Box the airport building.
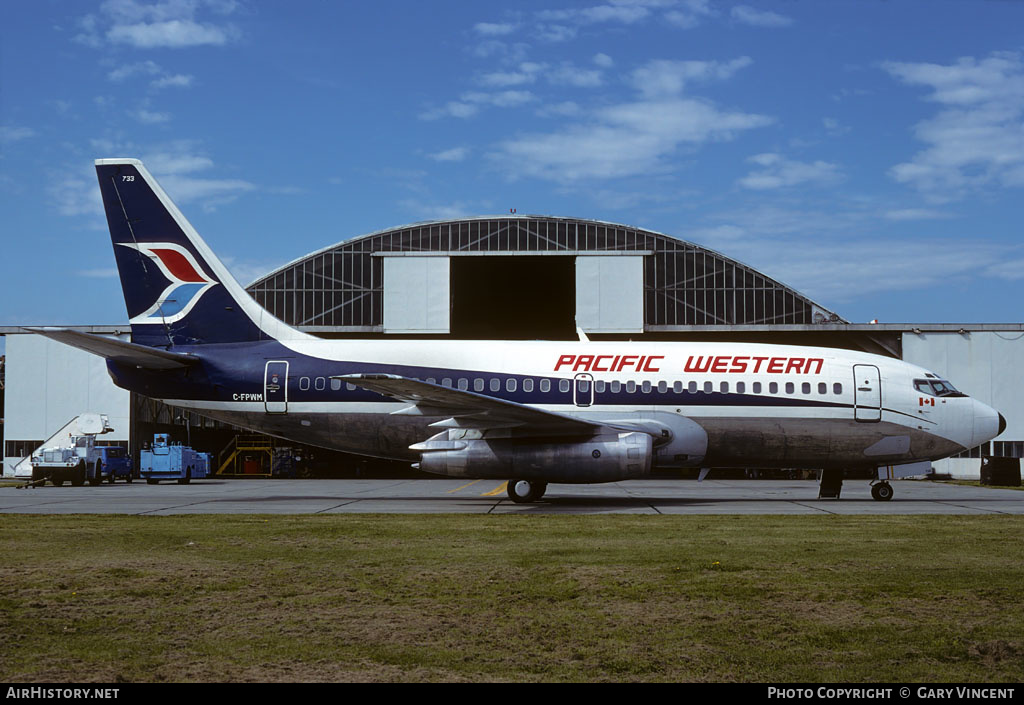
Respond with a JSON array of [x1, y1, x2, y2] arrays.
[[3, 215, 1022, 479]]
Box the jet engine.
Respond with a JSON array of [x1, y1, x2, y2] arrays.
[[412, 431, 653, 483]]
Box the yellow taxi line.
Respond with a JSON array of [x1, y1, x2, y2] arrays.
[[447, 479, 482, 494], [481, 481, 508, 497]]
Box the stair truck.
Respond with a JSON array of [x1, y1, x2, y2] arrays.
[[28, 413, 133, 486], [139, 434, 211, 484]]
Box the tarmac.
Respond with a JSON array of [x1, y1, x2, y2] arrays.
[[1, 477, 1023, 515]]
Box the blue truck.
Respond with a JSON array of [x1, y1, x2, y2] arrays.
[[139, 434, 212, 484]]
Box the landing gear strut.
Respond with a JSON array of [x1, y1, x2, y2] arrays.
[[507, 479, 547, 503], [871, 481, 894, 502]]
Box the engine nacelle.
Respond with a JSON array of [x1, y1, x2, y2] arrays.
[[412, 431, 653, 483]]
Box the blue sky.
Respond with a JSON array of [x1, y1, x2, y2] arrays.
[[2, 0, 1023, 333]]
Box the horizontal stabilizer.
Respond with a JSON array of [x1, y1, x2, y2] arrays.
[[26, 328, 198, 370]]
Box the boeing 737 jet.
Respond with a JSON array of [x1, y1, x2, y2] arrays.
[[32, 159, 1005, 502]]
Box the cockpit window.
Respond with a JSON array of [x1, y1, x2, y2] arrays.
[[914, 378, 967, 397]]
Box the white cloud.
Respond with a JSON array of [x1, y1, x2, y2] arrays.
[[473, 22, 518, 36], [630, 57, 752, 98], [663, 0, 715, 29], [421, 90, 535, 119], [730, 5, 793, 28], [133, 108, 172, 124], [77, 268, 120, 278], [493, 98, 772, 181], [883, 52, 1024, 199], [151, 73, 193, 89], [428, 147, 470, 162], [738, 153, 842, 190], [107, 19, 233, 47], [107, 60, 161, 82], [77, 0, 241, 49], [548, 63, 604, 87], [688, 208, 1006, 303], [593, 53, 614, 68], [883, 208, 951, 221], [0, 126, 36, 143]]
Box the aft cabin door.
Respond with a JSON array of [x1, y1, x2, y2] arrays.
[[853, 364, 881, 423], [264, 361, 289, 414]]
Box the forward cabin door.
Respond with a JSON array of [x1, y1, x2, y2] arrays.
[[853, 364, 881, 422], [264, 361, 289, 414], [574, 373, 594, 407]]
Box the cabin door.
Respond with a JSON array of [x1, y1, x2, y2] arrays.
[[853, 364, 881, 423], [265, 361, 289, 414]]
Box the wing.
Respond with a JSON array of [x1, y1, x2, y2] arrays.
[[336, 373, 601, 437], [26, 327, 198, 370]]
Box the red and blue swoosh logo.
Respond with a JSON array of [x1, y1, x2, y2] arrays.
[[118, 242, 218, 324]]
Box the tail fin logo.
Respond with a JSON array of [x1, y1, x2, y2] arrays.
[[118, 242, 219, 324]]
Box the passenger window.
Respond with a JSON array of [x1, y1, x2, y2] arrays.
[[703, 381, 713, 393], [579, 380, 590, 393], [474, 379, 485, 392], [442, 378, 453, 388], [331, 378, 341, 391], [769, 382, 778, 394], [753, 382, 762, 394], [833, 383, 842, 395], [523, 379, 534, 393], [506, 378, 517, 393], [427, 378, 436, 385], [673, 381, 683, 393], [346, 383, 357, 391], [818, 382, 827, 395], [490, 378, 500, 392], [315, 377, 326, 391], [626, 381, 637, 393], [688, 381, 697, 393], [458, 378, 468, 391], [559, 379, 570, 393], [641, 381, 652, 393], [299, 377, 310, 391], [540, 379, 551, 393], [737, 381, 745, 394], [802, 382, 810, 394], [658, 381, 668, 393], [595, 380, 606, 393], [610, 381, 621, 393], [720, 381, 729, 393]]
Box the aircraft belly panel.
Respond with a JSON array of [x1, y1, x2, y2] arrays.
[[697, 417, 962, 469]]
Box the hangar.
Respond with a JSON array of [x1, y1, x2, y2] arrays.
[[3, 215, 1022, 480]]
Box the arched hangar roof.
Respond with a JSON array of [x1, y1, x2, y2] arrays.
[[245, 215, 845, 331]]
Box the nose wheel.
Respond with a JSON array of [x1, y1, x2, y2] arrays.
[[507, 479, 547, 503], [871, 481, 894, 502]]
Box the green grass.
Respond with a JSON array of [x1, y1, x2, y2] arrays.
[[1, 514, 1023, 682]]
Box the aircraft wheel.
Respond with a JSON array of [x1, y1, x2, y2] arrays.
[[871, 482, 893, 502], [507, 479, 547, 503]]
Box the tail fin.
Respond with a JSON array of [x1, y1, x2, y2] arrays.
[[94, 159, 306, 347]]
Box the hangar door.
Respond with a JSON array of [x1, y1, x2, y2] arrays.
[[383, 256, 450, 334], [575, 256, 644, 334]]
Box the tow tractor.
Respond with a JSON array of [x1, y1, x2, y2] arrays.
[[28, 413, 132, 487]]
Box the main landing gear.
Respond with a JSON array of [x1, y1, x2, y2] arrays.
[[870, 481, 894, 502], [507, 479, 547, 504]]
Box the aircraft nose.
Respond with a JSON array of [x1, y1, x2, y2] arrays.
[[971, 400, 1003, 448]]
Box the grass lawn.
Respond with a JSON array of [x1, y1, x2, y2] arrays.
[[1, 514, 1022, 683]]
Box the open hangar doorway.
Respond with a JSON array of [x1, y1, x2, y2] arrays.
[[449, 255, 577, 340]]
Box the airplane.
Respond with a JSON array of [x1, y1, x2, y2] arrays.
[[31, 158, 1006, 503]]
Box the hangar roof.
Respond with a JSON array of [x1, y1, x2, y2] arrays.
[[244, 215, 846, 332]]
